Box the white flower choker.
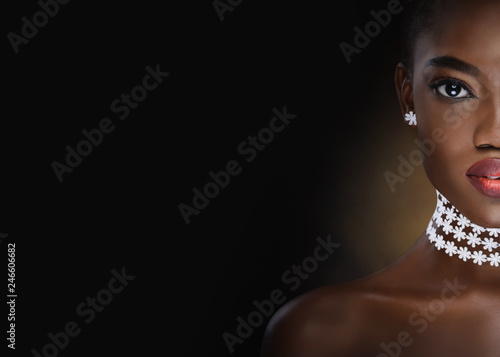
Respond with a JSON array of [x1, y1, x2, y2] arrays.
[[426, 190, 500, 267]]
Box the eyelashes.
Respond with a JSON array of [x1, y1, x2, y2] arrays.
[[428, 78, 477, 101]]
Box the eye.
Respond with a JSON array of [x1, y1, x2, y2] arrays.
[[430, 79, 475, 100], [436, 83, 469, 98]]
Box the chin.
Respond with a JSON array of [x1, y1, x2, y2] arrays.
[[466, 200, 500, 228], [455, 186, 500, 228]]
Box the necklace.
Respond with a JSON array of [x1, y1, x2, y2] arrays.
[[426, 190, 500, 266]]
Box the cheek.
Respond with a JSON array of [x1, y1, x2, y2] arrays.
[[414, 97, 476, 186]]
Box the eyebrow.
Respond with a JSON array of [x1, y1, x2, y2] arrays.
[[425, 56, 480, 77]]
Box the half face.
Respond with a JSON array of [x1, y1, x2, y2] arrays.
[[411, 0, 500, 227]]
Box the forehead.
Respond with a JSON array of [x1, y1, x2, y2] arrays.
[[413, 1, 500, 79]]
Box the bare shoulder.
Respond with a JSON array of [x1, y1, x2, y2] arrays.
[[259, 242, 436, 357], [259, 241, 439, 357], [260, 280, 375, 357]]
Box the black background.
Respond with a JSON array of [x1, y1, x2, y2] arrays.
[[3, 0, 412, 356]]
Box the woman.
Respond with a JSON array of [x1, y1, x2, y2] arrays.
[[260, 0, 500, 355]]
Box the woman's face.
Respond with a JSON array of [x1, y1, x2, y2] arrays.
[[411, 0, 500, 227]]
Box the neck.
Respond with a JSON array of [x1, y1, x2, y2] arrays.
[[426, 190, 500, 267]]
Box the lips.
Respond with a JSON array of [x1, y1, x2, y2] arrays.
[[466, 158, 500, 198]]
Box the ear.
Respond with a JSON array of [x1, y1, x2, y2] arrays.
[[394, 63, 415, 122]]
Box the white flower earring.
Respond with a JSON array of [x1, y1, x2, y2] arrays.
[[404, 111, 417, 126]]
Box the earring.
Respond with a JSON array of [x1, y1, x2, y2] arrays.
[[404, 111, 417, 126]]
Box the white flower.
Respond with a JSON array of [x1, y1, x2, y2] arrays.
[[457, 247, 471, 261], [435, 215, 444, 227], [405, 111, 417, 125], [482, 238, 499, 252], [487, 252, 500, 267], [442, 220, 454, 235], [445, 241, 458, 256], [472, 251, 488, 265], [471, 224, 486, 234], [487, 228, 500, 238], [453, 227, 467, 242], [435, 235, 445, 250], [456, 214, 471, 227], [466, 232, 482, 248], [426, 225, 436, 237], [445, 207, 456, 221]]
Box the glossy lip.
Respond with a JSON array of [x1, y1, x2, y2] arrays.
[[466, 158, 500, 198]]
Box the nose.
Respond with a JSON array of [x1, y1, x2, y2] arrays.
[[473, 94, 500, 149]]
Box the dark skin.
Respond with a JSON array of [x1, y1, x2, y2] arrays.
[[261, 1, 500, 356]]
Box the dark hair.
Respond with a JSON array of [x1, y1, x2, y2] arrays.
[[401, 0, 456, 74]]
